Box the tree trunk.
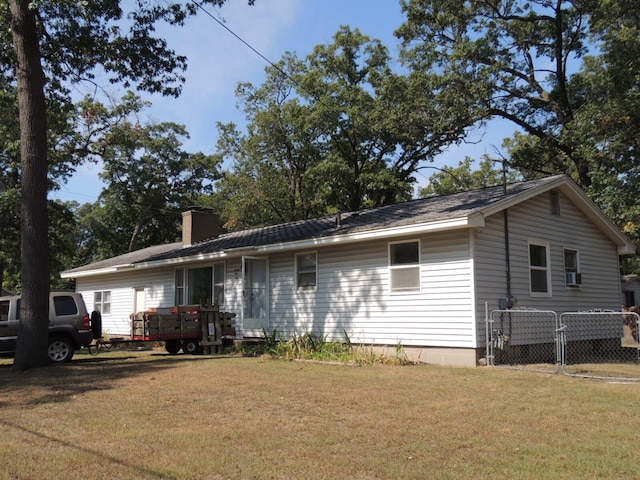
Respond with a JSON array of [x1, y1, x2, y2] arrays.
[[10, 0, 51, 370]]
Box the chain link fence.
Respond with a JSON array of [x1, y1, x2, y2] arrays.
[[487, 309, 560, 373], [487, 307, 640, 380]]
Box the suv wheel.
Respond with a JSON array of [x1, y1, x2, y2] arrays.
[[48, 336, 75, 363]]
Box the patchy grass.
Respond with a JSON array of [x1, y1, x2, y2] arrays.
[[1, 350, 639, 479]]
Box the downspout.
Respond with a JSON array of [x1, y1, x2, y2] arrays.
[[504, 213, 511, 300], [502, 169, 514, 343], [502, 166, 512, 301]]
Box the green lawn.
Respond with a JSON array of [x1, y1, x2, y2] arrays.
[[1, 350, 638, 479]]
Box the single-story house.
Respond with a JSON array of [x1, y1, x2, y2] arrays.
[[61, 175, 636, 366]]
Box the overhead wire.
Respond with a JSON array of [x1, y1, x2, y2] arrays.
[[190, 0, 428, 195], [189, 0, 317, 100]]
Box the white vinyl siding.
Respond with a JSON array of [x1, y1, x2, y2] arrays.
[[76, 266, 177, 336], [269, 231, 475, 348], [474, 191, 623, 324]]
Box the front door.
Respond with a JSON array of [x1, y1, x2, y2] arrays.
[[134, 287, 146, 314], [242, 257, 267, 334]]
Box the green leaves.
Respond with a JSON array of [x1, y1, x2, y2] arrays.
[[77, 93, 222, 257], [214, 26, 457, 228]]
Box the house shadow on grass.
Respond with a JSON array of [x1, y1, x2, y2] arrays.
[[0, 351, 228, 407]]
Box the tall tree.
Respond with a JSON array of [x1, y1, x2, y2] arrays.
[[215, 26, 463, 228], [419, 156, 521, 197], [78, 93, 221, 259], [397, 0, 640, 272], [395, 0, 600, 188], [0, 73, 95, 294], [10, 0, 51, 368], [5, 0, 254, 371]]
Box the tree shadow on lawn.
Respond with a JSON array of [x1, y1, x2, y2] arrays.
[[0, 352, 227, 407], [0, 417, 175, 480]]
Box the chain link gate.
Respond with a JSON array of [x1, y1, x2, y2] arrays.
[[559, 311, 640, 380], [486, 307, 640, 380], [487, 309, 560, 373]]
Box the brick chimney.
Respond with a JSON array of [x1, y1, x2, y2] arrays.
[[182, 209, 220, 246]]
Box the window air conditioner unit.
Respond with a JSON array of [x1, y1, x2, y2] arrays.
[[566, 272, 581, 286]]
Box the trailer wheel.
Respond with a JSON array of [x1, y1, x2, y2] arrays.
[[165, 340, 181, 354], [182, 339, 201, 355]]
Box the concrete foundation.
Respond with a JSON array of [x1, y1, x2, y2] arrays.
[[372, 346, 481, 368]]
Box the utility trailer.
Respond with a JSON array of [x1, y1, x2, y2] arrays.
[[90, 305, 236, 355]]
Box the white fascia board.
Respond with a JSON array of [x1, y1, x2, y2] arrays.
[[131, 245, 259, 270], [63, 215, 485, 277], [557, 183, 636, 255], [256, 215, 484, 253], [59, 264, 134, 279]]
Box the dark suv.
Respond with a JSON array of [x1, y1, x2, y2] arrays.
[[0, 292, 95, 363]]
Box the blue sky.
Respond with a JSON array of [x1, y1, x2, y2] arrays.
[[51, 0, 509, 205]]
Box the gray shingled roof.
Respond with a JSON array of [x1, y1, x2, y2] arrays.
[[64, 175, 563, 275], [63, 242, 181, 275]]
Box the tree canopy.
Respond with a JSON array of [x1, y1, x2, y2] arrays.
[[76, 92, 222, 260], [4, 0, 254, 370], [396, 0, 636, 182], [397, 0, 640, 268], [419, 156, 521, 198], [213, 26, 467, 228]]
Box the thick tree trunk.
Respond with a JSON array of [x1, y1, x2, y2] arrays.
[[10, 0, 51, 370]]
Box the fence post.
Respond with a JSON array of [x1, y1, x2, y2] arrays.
[[485, 302, 494, 366], [555, 323, 566, 369]]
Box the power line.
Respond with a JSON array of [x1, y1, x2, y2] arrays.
[[189, 0, 313, 97]]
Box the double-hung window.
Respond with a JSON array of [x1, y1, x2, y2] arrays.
[[389, 241, 420, 293], [563, 248, 581, 287], [296, 252, 317, 290], [94, 291, 112, 314], [529, 241, 551, 296]]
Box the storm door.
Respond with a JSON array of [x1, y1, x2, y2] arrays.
[[242, 257, 268, 334]]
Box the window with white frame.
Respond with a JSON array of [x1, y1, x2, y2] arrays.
[[389, 241, 420, 293], [529, 242, 551, 295], [296, 252, 317, 290], [213, 264, 225, 305], [94, 290, 111, 314], [563, 248, 581, 287], [175, 269, 185, 306], [175, 263, 225, 306]]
